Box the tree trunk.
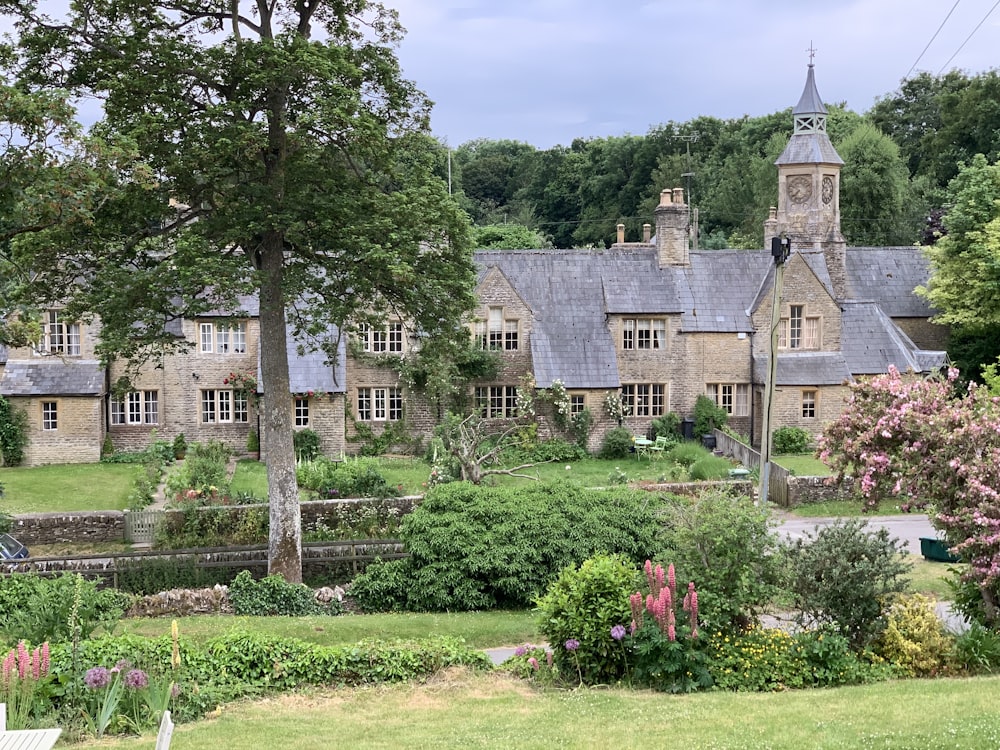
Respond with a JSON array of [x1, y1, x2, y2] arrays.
[[259, 229, 302, 582]]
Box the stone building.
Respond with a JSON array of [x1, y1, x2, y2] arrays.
[[0, 63, 946, 465]]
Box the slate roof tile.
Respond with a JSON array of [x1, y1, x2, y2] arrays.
[[0, 360, 104, 396]]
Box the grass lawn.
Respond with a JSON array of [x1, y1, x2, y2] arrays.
[[787, 499, 916, 517], [117, 610, 541, 650], [84, 670, 1000, 749], [0, 463, 140, 513], [772, 453, 832, 476]]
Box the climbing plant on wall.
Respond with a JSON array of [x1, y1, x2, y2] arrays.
[[0, 395, 28, 467]]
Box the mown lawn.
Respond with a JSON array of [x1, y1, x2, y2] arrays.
[[0, 463, 140, 513], [83, 671, 1000, 750], [117, 610, 541, 649]]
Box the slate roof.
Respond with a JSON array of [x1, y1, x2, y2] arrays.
[[775, 133, 844, 165], [841, 302, 945, 374], [270, 323, 346, 394], [0, 360, 104, 396], [793, 64, 827, 115], [846, 247, 937, 317], [678, 250, 772, 333], [753, 352, 851, 386]]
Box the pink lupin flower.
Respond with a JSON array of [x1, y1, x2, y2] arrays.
[[667, 563, 676, 600], [31, 647, 41, 680], [630, 591, 644, 628], [40, 642, 50, 676], [645, 593, 655, 615], [644, 560, 654, 593], [528, 657, 539, 671], [655, 564, 665, 597], [17, 641, 28, 679], [2, 649, 14, 688], [667, 622, 676, 641]]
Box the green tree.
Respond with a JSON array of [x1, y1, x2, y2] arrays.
[[1, 0, 476, 581], [918, 154, 1000, 328], [836, 122, 917, 246], [472, 223, 550, 249]]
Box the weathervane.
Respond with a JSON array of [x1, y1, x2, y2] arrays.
[[807, 41, 817, 65]]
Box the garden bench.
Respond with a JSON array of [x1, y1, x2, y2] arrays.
[[0, 704, 62, 750], [156, 709, 174, 750]]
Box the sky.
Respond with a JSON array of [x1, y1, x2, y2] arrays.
[[389, 0, 1000, 149]]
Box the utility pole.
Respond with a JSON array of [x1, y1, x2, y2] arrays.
[[759, 235, 790, 505]]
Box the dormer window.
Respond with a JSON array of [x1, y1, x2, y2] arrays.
[[474, 307, 519, 351], [622, 318, 667, 350], [360, 322, 404, 353], [778, 305, 820, 350], [41, 310, 81, 356], [199, 321, 247, 354]]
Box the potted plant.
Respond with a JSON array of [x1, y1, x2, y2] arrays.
[[246, 429, 260, 460], [172, 433, 187, 460]]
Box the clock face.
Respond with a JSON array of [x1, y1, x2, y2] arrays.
[[822, 175, 835, 205], [787, 175, 812, 205]]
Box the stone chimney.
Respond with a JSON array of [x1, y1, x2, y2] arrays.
[[763, 206, 778, 249], [654, 188, 689, 267], [617, 223, 625, 244], [642, 223, 651, 243]]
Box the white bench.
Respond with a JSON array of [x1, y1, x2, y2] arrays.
[[0, 703, 62, 750]]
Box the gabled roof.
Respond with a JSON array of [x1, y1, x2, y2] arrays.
[[679, 250, 772, 333], [753, 352, 851, 386], [0, 360, 104, 396], [841, 301, 945, 374], [846, 247, 937, 317]]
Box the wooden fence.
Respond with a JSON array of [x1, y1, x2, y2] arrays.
[[712, 429, 790, 506]]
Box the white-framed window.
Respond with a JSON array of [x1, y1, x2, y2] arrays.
[[570, 393, 586, 415], [111, 391, 159, 425], [474, 308, 519, 351], [201, 389, 249, 423], [357, 387, 402, 421], [706, 383, 750, 417], [778, 306, 820, 350], [802, 389, 817, 419], [199, 321, 247, 354], [41, 401, 58, 431], [621, 384, 667, 417], [622, 318, 667, 350], [41, 310, 81, 356], [474, 385, 518, 418], [295, 397, 310, 426], [360, 322, 404, 353]]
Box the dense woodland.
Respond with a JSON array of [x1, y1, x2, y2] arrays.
[[450, 70, 1000, 252]]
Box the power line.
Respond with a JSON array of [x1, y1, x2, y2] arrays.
[[906, 0, 962, 78], [937, 0, 1000, 74]]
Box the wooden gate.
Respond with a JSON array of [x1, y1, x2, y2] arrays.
[[124, 510, 163, 545]]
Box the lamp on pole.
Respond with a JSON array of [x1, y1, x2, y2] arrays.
[[758, 234, 790, 505]]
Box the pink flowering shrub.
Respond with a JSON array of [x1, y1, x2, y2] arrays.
[[820, 366, 1000, 624], [1, 641, 52, 730]]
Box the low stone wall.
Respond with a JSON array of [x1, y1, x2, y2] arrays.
[[787, 475, 856, 506], [9, 512, 126, 545], [10, 496, 422, 546], [635, 480, 755, 498]]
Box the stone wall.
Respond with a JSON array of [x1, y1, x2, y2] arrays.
[[10, 511, 126, 545], [787, 475, 856, 505]]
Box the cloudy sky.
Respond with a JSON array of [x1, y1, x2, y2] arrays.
[[390, 0, 1000, 149]]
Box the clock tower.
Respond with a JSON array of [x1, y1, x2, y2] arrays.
[[767, 60, 850, 299]]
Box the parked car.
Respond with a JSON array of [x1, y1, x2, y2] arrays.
[[0, 532, 29, 560]]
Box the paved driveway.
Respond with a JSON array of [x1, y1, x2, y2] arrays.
[[777, 513, 938, 556]]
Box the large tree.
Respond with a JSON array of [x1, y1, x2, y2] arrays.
[[0, 0, 476, 581]]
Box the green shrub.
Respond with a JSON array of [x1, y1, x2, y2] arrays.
[[228, 570, 341, 616], [101, 434, 115, 458], [873, 593, 955, 677], [599, 427, 635, 459], [772, 426, 812, 454], [504, 437, 587, 464], [688, 455, 733, 480], [693, 394, 727, 439], [658, 489, 782, 632], [784, 518, 911, 650], [570, 408, 593, 448], [954, 622, 1000, 674], [349, 482, 665, 612], [115, 555, 234, 595], [651, 413, 681, 440], [297, 456, 398, 499], [294, 428, 321, 460], [172, 433, 187, 459], [0, 573, 129, 647], [706, 627, 888, 691], [246, 430, 260, 453], [0, 394, 29, 467], [346, 558, 411, 612], [535, 554, 638, 685], [666, 441, 710, 468]]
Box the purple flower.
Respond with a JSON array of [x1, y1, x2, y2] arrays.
[[514, 645, 527, 657], [84, 666, 111, 689], [610, 625, 626, 641], [125, 669, 149, 690], [564, 639, 580, 651]]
